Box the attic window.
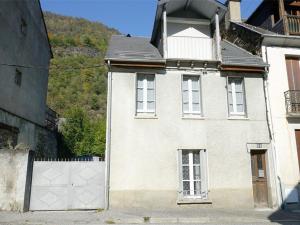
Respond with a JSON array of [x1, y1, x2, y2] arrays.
[[20, 18, 27, 36], [15, 69, 22, 86]]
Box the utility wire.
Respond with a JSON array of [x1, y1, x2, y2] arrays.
[[0, 63, 49, 70], [0, 63, 106, 71]]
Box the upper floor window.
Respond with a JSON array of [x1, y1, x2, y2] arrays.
[[136, 74, 155, 113], [182, 75, 201, 114], [286, 57, 300, 90], [227, 77, 246, 116]]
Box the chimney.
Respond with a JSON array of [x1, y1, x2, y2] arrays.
[[226, 0, 242, 22]]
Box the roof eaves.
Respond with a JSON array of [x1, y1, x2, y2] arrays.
[[231, 21, 264, 35], [37, 0, 53, 58], [105, 58, 166, 63], [221, 62, 268, 68]]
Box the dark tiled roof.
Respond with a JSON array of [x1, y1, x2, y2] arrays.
[[221, 40, 268, 67], [106, 35, 267, 68], [105, 35, 163, 61], [233, 22, 276, 35]]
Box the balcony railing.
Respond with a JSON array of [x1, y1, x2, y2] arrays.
[[287, 15, 300, 35], [45, 106, 58, 131], [167, 36, 216, 60], [271, 15, 300, 35], [284, 90, 300, 116]]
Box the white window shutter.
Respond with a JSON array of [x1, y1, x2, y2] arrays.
[[178, 150, 184, 200], [200, 150, 208, 198]]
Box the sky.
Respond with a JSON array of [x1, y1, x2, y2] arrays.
[[40, 0, 262, 37]]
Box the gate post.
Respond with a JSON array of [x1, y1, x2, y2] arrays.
[[23, 150, 35, 212]]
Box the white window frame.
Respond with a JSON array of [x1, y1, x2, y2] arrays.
[[178, 149, 208, 200], [227, 77, 246, 116], [136, 73, 156, 114], [181, 75, 202, 115]]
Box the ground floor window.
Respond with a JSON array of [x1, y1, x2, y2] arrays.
[[179, 149, 208, 199]]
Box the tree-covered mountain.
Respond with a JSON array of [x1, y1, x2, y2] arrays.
[[44, 11, 119, 119], [44, 12, 119, 157]]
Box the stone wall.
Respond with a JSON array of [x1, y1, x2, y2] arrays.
[[0, 148, 32, 211], [0, 109, 57, 158], [0, 123, 18, 149]]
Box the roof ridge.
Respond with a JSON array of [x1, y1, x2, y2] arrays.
[[111, 34, 150, 39]]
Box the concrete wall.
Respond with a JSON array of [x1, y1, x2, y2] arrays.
[[109, 68, 275, 209], [262, 46, 300, 201], [0, 149, 30, 211], [0, 0, 51, 126]]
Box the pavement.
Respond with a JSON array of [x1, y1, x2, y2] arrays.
[[0, 208, 300, 225]]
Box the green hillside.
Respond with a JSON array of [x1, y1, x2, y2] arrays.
[[44, 12, 119, 157], [44, 11, 119, 118]]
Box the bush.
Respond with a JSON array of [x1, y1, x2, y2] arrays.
[[61, 107, 106, 157]]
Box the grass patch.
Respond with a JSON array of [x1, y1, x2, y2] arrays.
[[96, 208, 104, 213], [143, 217, 150, 223], [105, 220, 115, 224]]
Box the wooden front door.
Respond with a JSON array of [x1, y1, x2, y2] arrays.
[[294, 130, 300, 172], [251, 151, 269, 208]]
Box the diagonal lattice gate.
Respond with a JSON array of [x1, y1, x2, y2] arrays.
[[29, 160, 105, 210]]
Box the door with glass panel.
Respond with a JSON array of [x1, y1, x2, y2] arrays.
[[181, 150, 207, 199], [251, 150, 269, 208]]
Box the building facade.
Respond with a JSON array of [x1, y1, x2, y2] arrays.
[[105, 0, 277, 209], [0, 0, 57, 157], [223, 0, 300, 209]]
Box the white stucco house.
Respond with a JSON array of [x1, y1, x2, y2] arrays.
[[104, 0, 277, 209], [224, 0, 300, 210]]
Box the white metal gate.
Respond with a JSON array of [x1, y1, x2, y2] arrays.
[[29, 160, 105, 210]]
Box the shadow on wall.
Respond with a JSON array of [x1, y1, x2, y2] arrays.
[[268, 179, 300, 224]]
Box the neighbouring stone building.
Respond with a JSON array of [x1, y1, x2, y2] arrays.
[[0, 0, 57, 157]]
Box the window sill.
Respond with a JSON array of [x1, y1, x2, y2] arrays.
[[134, 114, 158, 119], [228, 116, 248, 120], [182, 114, 205, 120], [177, 198, 212, 205]]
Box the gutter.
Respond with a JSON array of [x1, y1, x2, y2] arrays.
[[220, 64, 268, 73], [261, 46, 282, 208], [104, 60, 112, 210], [263, 34, 300, 39], [105, 58, 166, 63], [105, 58, 166, 69]]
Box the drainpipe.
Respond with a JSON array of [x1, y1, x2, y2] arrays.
[[261, 46, 283, 208], [162, 3, 168, 58], [104, 60, 112, 210], [215, 9, 222, 62]]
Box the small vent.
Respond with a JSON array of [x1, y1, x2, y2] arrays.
[[20, 18, 27, 36], [15, 69, 22, 86]]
